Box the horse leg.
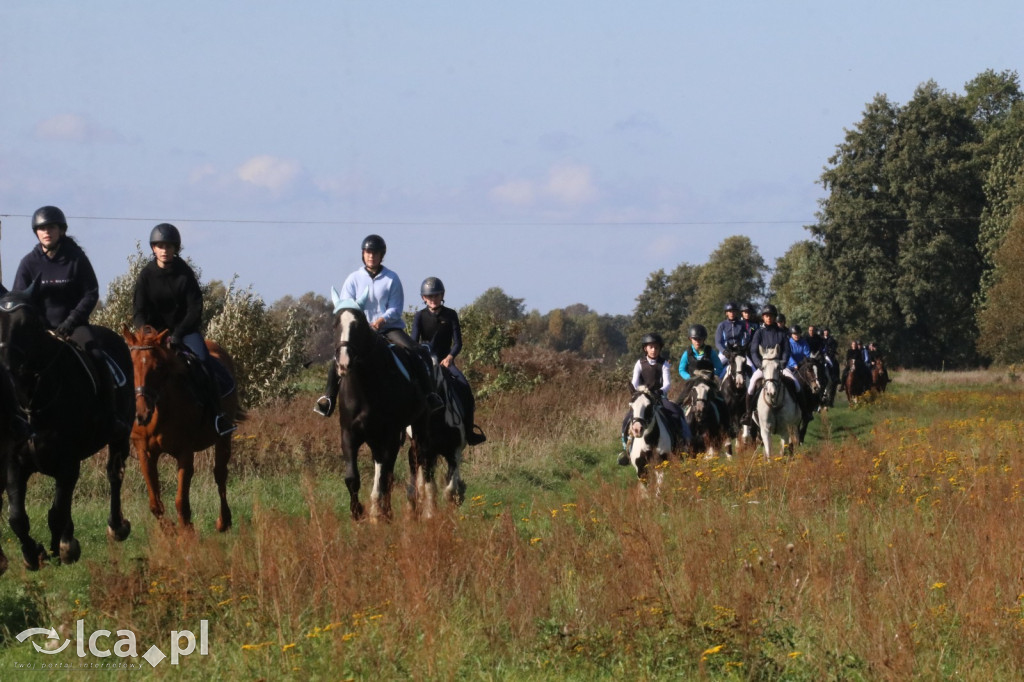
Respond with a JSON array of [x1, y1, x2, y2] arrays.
[[0, 464, 6, 576], [106, 438, 132, 541], [175, 451, 195, 528], [48, 464, 82, 564], [7, 466, 47, 570], [342, 429, 364, 520], [442, 445, 466, 506], [213, 438, 232, 532], [138, 446, 167, 522]]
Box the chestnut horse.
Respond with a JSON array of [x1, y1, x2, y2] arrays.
[[0, 286, 133, 573], [123, 326, 242, 531]]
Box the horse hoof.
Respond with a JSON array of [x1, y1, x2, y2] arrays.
[[107, 519, 132, 542], [23, 543, 47, 571], [60, 539, 82, 565], [216, 516, 231, 533]]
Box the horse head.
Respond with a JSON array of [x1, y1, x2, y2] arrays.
[[725, 351, 748, 390], [334, 306, 374, 376], [688, 381, 712, 422], [761, 356, 784, 408], [0, 280, 52, 371], [628, 386, 656, 439], [123, 325, 175, 427]]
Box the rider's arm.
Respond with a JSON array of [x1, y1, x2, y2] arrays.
[[631, 360, 643, 390], [677, 351, 691, 381], [660, 361, 672, 393]]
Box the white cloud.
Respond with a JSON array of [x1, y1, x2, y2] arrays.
[[236, 155, 302, 193], [34, 113, 121, 143], [544, 163, 597, 205], [489, 179, 536, 206]]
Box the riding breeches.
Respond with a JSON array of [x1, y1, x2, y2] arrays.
[[748, 367, 801, 394]]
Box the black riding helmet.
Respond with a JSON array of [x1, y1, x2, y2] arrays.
[[149, 223, 182, 248], [32, 206, 67, 231], [789, 325, 802, 336], [740, 303, 754, 314], [361, 234, 387, 256], [761, 303, 778, 317], [421, 276, 445, 297], [640, 332, 664, 349], [724, 302, 737, 312], [688, 324, 708, 341]]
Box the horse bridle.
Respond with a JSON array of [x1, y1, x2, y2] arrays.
[[128, 344, 162, 409]]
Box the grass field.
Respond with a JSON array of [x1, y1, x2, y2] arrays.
[[0, 363, 1022, 680]]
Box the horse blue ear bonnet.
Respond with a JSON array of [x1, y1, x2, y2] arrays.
[[331, 287, 370, 314]]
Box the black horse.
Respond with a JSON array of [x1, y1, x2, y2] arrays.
[[329, 293, 431, 521], [407, 359, 468, 518], [0, 286, 133, 573], [720, 347, 752, 449], [680, 374, 729, 458]]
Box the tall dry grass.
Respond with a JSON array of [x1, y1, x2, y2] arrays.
[[11, 354, 1024, 679]]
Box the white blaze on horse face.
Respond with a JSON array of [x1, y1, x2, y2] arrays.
[[629, 393, 651, 439], [336, 311, 357, 371]]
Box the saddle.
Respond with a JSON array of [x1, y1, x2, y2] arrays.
[[59, 335, 127, 396], [176, 348, 234, 400]]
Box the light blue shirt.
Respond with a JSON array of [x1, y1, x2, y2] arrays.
[[340, 265, 405, 331]]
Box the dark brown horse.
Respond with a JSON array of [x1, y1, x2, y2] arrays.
[[844, 357, 869, 405], [871, 357, 890, 393], [407, 361, 468, 518], [123, 326, 242, 531], [0, 286, 133, 573]]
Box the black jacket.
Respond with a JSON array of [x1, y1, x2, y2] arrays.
[[13, 238, 99, 330], [132, 258, 203, 338]]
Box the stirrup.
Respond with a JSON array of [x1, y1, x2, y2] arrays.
[[214, 415, 237, 436], [313, 396, 334, 417]]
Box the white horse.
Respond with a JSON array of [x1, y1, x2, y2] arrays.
[[625, 386, 681, 490], [753, 347, 802, 460]]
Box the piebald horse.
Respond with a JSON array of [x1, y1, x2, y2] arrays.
[[624, 386, 684, 490], [720, 348, 752, 449], [753, 346, 802, 460]]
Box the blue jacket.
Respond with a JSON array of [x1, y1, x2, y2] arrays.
[[678, 343, 724, 380], [788, 336, 811, 369], [340, 265, 405, 332], [748, 325, 790, 370], [715, 318, 748, 352]]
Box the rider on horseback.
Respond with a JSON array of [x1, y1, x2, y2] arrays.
[[678, 324, 727, 416], [132, 223, 237, 436], [618, 332, 687, 465], [714, 303, 749, 376], [411, 276, 486, 445], [13, 206, 128, 438], [315, 235, 442, 417], [787, 324, 815, 422], [745, 305, 809, 423]]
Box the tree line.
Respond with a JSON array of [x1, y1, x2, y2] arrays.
[[96, 69, 1024, 404]]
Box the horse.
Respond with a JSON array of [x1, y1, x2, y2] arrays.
[[0, 285, 133, 572], [624, 386, 685, 490], [329, 289, 431, 521], [871, 357, 890, 393], [680, 374, 729, 459], [843, 357, 869, 406], [794, 352, 827, 441], [406, 357, 467, 519], [123, 325, 243, 531], [820, 349, 840, 408], [720, 347, 752, 448], [753, 346, 802, 460]]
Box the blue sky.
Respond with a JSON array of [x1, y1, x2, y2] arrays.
[[1, 1, 1020, 315]]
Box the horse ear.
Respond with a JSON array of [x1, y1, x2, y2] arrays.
[[24, 273, 41, 299], [356, 287, 369, 309], [155, 329, 171, 346]]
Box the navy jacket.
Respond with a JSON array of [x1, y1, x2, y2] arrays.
[[13, 238, 98, 330], [748, 324, 790, 369]]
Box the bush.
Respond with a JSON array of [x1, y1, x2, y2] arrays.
[[95, 245, 305, 408]]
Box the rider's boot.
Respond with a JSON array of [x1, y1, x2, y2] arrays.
[[618, 434, 631, 466], [463, 391, 486, 445], [314, 364, 339, 417]]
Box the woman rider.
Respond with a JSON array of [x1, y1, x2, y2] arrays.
[[13, 205, 127, 436], [132, 223, 236, 436], [410, 276, 486, 445]]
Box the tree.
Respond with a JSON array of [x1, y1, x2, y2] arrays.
[[769, 240, 829, 328], [689, 235, 766, 329], [628, 262, 701, 359], [977, 207, 1024, 362], [470, 287, 526, 323]]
